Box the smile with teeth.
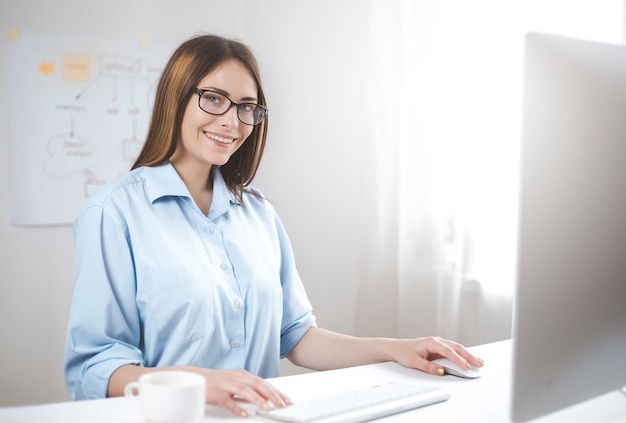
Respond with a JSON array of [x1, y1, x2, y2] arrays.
[[204, 131, 235, 144]]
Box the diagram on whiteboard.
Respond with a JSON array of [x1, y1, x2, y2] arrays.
[[9, 33, 171, 226]]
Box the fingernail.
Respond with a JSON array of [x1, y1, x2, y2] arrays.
[[478, 357, 485, 365], [240, 410, 248, 417], [435, 367, 445, 376], [464, 360, 471, 369], [263, 402, 271, 411]]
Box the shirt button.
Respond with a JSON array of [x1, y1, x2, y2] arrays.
[[230, 340, 238, 348], [208, 227, 214, 234], [233, 300, 241, 308], [220, 263, 228, 271]]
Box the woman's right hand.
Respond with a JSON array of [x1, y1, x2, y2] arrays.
[[199, 368, 291, 417]]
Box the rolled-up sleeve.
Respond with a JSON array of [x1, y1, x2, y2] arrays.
[[64, 204, 143, 399]]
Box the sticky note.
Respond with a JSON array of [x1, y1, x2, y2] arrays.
[[141, 34, 150, 52], [39, 61, 55, 75], [7, 27, 21, 41], [63, 53, 89, 81]]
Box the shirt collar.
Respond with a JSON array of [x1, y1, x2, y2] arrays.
[[209, 167, 239, 219], [145, 163, 240, 218], [145, 162, 189, 201]]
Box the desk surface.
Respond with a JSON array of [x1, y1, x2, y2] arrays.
[[1, 340, 625, 423]]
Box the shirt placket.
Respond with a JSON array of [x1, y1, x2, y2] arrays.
[[205, 222, 246, 365]]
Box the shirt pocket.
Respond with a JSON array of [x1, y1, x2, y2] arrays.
[[143, 264, 219, 345]]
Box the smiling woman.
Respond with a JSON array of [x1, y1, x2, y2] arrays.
[[64, 35, 300, 416], [62, 33, 484, 418]]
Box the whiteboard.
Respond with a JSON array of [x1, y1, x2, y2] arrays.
[[9, 33, 172, 226]]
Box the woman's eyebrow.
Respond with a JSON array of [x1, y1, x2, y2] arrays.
[[205, 86, 258, 103]]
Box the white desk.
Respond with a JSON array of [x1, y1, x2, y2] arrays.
[[1, 340, 625, 423]]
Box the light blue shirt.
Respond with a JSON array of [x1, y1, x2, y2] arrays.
[[64, 163, 316, 400]]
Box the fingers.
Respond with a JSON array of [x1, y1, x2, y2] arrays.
[[424, 337, 483, 365], [231, 376, 291, 411], [204, 369, 291, 417], [394, 336, 485, 376], [441, 338, 485, 369]]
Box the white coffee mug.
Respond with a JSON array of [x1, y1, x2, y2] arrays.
[[124, 370, 206, 423]]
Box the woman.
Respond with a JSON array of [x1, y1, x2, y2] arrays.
[[64, 34, 483, 417]]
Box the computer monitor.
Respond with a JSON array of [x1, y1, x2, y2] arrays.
[[511, 33, 626, 422]]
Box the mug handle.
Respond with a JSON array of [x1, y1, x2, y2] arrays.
[[124, 381, 141, 397]]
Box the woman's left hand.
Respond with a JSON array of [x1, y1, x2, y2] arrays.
[[390, 336, 484, 376]]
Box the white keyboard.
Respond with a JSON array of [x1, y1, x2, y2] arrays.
[[256, 381, 451, 423]]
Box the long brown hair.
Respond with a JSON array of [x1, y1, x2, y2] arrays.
[[132, 34, 268, 202]]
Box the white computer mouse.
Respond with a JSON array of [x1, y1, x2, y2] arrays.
[[432, 358, 482, 379]]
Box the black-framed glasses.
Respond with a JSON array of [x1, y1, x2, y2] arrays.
[[191, 88, 268, 126]]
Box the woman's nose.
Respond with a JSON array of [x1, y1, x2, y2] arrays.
[[220, 105, 240, 127]]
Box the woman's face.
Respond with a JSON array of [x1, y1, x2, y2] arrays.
[[173, 59, 257, 174]]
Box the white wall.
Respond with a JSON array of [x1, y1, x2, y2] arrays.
[[0, 0, 371, 406]]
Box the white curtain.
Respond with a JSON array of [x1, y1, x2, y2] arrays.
[[356, 0, 624, 345]]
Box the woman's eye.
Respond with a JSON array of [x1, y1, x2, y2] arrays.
[[241, 104, 254, 112], [205, 95, 222, 104]]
